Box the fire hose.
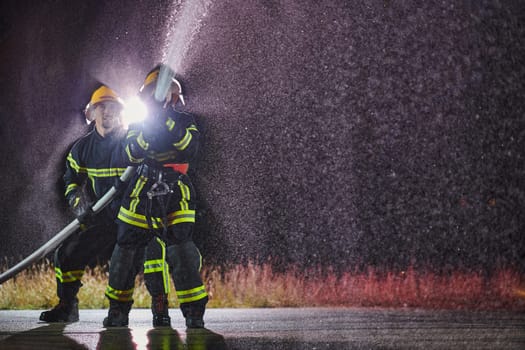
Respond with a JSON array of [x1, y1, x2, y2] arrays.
[[0, 166, 136, 284]]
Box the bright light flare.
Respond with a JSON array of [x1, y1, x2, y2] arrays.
[[122, 96, 147, 128]]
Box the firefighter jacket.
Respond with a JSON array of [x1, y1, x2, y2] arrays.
[[117, 108, 200, 230], [64, 127, 128, 221]]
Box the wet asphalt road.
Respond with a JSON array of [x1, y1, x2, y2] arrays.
[[0, 308, 524, 349]]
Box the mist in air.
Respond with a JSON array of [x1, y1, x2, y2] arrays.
[[0, 1, 524, 277]]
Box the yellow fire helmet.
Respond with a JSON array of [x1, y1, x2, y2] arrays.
[[139, 64, 185, 106], [84, 85, 124, 123]]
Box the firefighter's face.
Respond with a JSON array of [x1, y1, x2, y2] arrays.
[[93, 101, 122, 131]]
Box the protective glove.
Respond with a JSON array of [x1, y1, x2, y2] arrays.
[[68, 195, 95, 227], [141, 116, 167, 145], [140, 100, 174, 146]]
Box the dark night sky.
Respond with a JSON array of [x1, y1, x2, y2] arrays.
[[0, 0, 524, 273]]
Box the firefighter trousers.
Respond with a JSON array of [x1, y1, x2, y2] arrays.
[[105, 221, 208, 310], [54, 221, 166, 302]]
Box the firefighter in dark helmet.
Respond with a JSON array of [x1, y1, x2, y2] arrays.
[[40, 85, 168, 323], [103, 64, 208, 328]]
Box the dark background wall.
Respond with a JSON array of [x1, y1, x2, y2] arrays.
[[0, 0, 524, 273]]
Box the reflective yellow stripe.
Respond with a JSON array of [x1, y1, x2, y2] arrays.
[[173, 128, 192, 151], [137, 132, 149, 150], [176, 285, 207, 303], [67, 153, 85, 173], [84, 167, 126, 177], [105, 285, 134, 302], [55, 267, 61, 281], [144, 259, 164, 273], [160, 237, 170, 294], [129, 175, 147, 213], [65, 183, 79, 197], [126, 144, 144, 163], [166, 117, 175, 131], [118, 207, 195, 229], [142, 238, 170, 294], [61, 271, 84, 283], [55, 268, 84, 283], [88, 176, 96, 195], [73, 197, 80, 207], [131, 176, 147, 197], [67, 153, 126, 178], [178, 180, 190, 211], [127, 129, 140, 139]]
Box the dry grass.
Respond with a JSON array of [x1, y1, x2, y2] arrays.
[[1, 260, 524, 310], [204, 263, 525, 310]]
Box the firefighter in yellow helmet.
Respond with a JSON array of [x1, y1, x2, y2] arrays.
[[40, 85, 168, 324], [103, 64, 208, 328]]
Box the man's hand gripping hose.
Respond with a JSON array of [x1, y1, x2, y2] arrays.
[[0, 166, 136, 284]]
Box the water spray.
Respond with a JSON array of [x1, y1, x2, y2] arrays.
[[154, 0, 212, 102], [0, 1, 214, 283], [155, 64, 175, 102]]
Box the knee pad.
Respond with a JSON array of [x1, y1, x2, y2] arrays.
[[108, 244, 142, 290], [165, 222, 194, 245], [167, 241, 202, 276]]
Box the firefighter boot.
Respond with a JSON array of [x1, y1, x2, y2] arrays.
[[151, 294, 171, 327], [103, 300, 132, 327], [181, 298, 207, 328], [39, 298, 79, 323]]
